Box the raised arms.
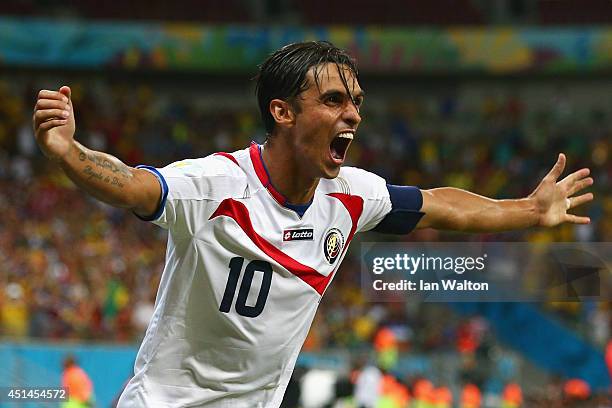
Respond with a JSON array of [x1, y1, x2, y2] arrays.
[[417, 154, 594, 232], [33, 86, 161, 218]]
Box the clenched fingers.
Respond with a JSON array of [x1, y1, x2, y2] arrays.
[[37, 118, 68, 131], [35, 98, 71, 111], [33, 108, 70, 128], [37, 90, 69, 103]]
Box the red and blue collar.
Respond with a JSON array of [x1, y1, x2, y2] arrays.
[[249, 142, 312, 216]]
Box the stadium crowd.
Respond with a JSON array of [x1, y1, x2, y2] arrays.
[[0, 77, 610, 406]]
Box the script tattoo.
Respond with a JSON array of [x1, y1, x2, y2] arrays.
[[110, 177, 124, 188], [83, 165, 103, 182], [83, 166, 125, 189], [83, 152, 132, 179]]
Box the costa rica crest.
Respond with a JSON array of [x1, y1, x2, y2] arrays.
[[323, 228, 344, 264]]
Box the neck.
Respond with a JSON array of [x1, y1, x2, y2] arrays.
[[261, 138, 318, 205]]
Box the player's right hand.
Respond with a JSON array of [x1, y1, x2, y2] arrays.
[[33, 86, 76, 161]]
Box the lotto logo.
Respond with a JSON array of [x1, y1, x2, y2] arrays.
[[283, 229, 314, 241]]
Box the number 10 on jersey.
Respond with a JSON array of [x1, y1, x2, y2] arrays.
[[219, 257, 273, 318]]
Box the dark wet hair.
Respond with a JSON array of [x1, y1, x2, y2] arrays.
[[255, 41, 359, 134], [63, 355, 76, 368]]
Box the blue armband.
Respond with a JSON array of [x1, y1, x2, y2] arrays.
[[372, 185, 424, 234]]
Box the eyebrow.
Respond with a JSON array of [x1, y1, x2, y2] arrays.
[[319, 89, 366, 100]]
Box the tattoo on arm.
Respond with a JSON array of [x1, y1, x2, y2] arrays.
[[82, 166, 125, 188], [76, 145, 131, 190], [78, 150, 132, 179]]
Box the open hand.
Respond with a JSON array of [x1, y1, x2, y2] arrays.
[[32, 86, 75, 161], [530, 153, 594, 227]]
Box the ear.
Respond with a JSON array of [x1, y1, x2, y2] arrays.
[[269, 99, 296, 129]]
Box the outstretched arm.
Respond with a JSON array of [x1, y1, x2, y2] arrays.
[[416, 154, 594, 232], [33, 86, 161, 218]]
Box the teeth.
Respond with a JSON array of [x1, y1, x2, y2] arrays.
[[337, 132, 354, 140]]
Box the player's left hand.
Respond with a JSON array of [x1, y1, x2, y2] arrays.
[[529, 153, 594, 227]]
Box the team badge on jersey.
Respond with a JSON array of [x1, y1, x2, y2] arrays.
[[283, 228, 314, 241], [323, 228, 344, 264]]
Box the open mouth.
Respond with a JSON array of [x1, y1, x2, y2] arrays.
[[329, 132, 353, 164]]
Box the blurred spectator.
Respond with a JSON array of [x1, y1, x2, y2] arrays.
[[61, 355, 94, 408], [460, 383, 482, 408], [563, 378, 591, 403], [354, 362, 382, 407], [501, 382, 523, 408], [1, 282, 28, 337]]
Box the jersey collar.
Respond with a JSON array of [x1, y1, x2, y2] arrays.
[[249, 142, 313, 215], [249, 142, 287, 205]]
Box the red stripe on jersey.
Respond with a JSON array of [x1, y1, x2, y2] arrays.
[[327, 193, 363, 232], [248, 143, 287, 205], [214, 152, 240, 167], [210, 198, 329, 295], [323, 193, 364, 294]]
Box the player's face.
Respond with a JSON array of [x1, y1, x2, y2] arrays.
[[291, 63, 363, 179]]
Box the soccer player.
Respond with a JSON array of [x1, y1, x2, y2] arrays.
[[33, 41, 593, 407]]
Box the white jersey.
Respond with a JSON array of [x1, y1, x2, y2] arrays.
[[118, 143, 393, 408]]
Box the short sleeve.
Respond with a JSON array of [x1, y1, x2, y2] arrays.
[[337, 167, 393, 232], [135, 155, 247, 234], [134, 165, 169, 222]]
